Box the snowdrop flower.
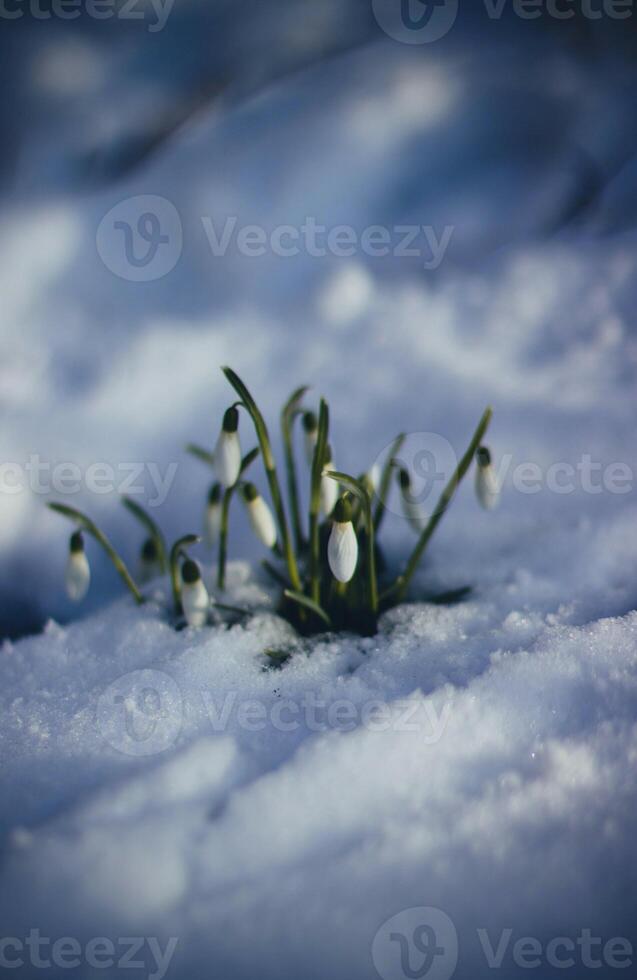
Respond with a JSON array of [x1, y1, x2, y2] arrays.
[[204, 482, 222, 548], [65, 531, 90, 601], [242, 483, 277, 549], [475, 446, 500, 511], [327, 497, 358, 584], [320, 444, 339, 516], [138, 538, 162, 584], [303, 411, 319, 465], [398, 468, 429, 533], [214, 406, 241, 487], [180, 560, 210, 628]]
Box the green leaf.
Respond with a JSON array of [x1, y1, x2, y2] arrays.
[[373, 433, 406, 532], [393, 406, 493, 603], [222, 367, 302, 592], [281, 385, 310, 552], [309, 398, 329, 604], [283, 589, 332, 628], [186, 443, 216, 467]]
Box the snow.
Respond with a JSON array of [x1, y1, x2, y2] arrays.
[[2, 11, 637, 980]]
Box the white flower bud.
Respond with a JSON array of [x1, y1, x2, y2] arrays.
[[328, 506, 359, 584], [244, 486, 277, 549], [398, 468, 429, 534], [181, 561, 209, 628], [320, 451, 338, 516], [475, 447, 500, 511], [214, 407, 241, 487], [65, 532, 90, 601]]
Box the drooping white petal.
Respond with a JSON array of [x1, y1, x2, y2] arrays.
[[320, 465, 339, 516], [247, 496, 277, 549], [476, 464, 500, 511], [214, 431, 241, 487], [204, 502, 222, 548], [401, 497, 429, 534], [65, 551, 90, 601], [328, 521, 358, 583], [181, 579, 210, 628]]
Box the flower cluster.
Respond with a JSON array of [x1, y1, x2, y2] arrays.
[[50, 368, 497, 636]]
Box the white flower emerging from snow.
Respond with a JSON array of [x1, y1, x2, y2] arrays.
[[320, 445, 339, 516], [242, 483, 277, 549], [138, 538, 162, 584], [214, 406, 241, 487], [328, 498, 359, 583], [303, 411, 319, 466], [65, 531, 90, 601], [475, 446, 500, 511], [398, 468, 429, 533], [180, 560, 209, 628], [204, 483, 222, 548]]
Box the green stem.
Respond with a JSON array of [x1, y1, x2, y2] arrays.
[[309, 399, 329, 605], [373, 433, 406, 533], [170, 534, 200, 614], [281, 385, 309, 554], [48, 502, 143, 604], [122, 498, 168, 572], [217, 486, 232, 590], [222, 367, 302, 592], [392, 407, 493, 604], [216, 446, 259, 590]]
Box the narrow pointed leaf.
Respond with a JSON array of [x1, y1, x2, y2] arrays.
[[373, 433, 406, 532], [393, 407, 493, 603], [222, 367, 301, 591], [186, 444, 216, 467], [283, 589, 332, 628]]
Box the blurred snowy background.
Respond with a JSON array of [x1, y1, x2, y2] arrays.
[[2, 3, 637, 978]]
